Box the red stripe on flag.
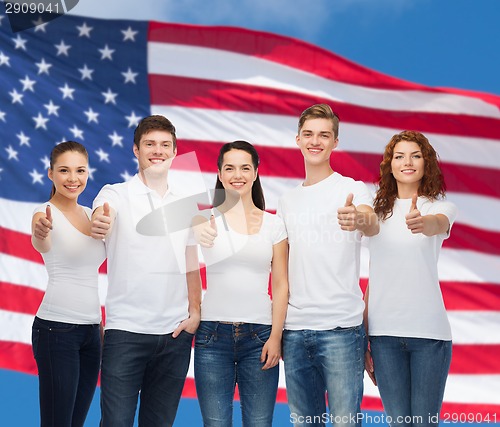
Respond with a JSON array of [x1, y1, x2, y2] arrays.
[[150, 74, 500, 140]]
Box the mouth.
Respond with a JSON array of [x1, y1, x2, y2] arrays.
[[307, 148, 323, 154], [149, 158, 166, 164], [229, 182, 246, 189], [64, 185, 80, 191], [401, 169, 416, 174]]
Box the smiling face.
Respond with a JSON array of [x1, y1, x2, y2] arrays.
[[48, 150, 88, 200], [391, 140, 425, 193], [133, 129, 177, 173], [296, 117, 338, 166], [218, 149, 257, 200]]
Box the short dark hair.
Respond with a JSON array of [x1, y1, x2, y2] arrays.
[[298, 104, 340, 139], [133, 115, 177, 149]]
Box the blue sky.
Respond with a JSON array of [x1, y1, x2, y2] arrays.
[[68, 0, 500, 96]]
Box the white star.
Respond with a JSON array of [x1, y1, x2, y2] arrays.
[[32, 17, 48, 33], [88, 166, 96, 180], [44, 100, 60, 116], [35, 58, 52, 75], [78, 64, 94, 80], [13, 34, 27, 50], [125, 111, 141, 128], [121, 27, 138, 42], [0, 51, 10, 66], [20, 75, 36, 92], [99, 44, 115, 60], [95, 148, 110, 163], [69, 125, 84, 140], [122, 67, 138, 84], [9, 89, 23, 104], [109, 131, 124, 147], [120, 170, 134, 181], [56, 137, 67, 145], [41, 156, 51, 169], [6, 145, 19, 161], [30, 169, 44, 184], [77, 22, 93, 38], [0, 111, 6, 122], [84, 107, 99, 123], [101, 88, 117, 105], [33, 113, 49, 130], [59, 83, 75, 100], [55, 40, 71, 56], [17, 131, 30, 146]]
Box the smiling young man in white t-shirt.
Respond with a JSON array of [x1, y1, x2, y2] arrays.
[[278, 104, 379, 427], [90, 115, 201, 427]]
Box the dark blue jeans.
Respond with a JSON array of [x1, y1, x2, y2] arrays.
[[370, 336, 452, 427], [31, 316, 101, 427], [194, 321, 279, 427], [100, 329, 193, 427]]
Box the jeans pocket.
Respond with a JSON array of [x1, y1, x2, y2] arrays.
[[33, 317, 77, 333], [252, 325, 272, 345], [195, 325, 215, 348]]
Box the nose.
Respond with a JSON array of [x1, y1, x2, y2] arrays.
[[68, 172, 77, 182], [404, 156, 413, 166]]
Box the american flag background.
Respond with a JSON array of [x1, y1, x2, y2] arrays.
[[0, 6, 499, 423]]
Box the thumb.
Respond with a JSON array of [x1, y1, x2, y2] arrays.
[[45, 205, 52, 223], [345, 193, 354, 207], [410, 194, 418, 213], [210, 215, 217, 232], [103, 202, 110, 217]]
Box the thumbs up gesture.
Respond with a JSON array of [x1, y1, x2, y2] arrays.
[[337, 193, 359, 232], [405, 194, 424, 234], [198, 215, 218, 248], [34, 205, 53, 240], [91, 202, 112, 240]]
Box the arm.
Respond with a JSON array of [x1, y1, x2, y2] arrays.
[[90, 202, 115, 240], [363, 284, 377, 385], [337, 193, 379, 237], [261, 239, 289, 370], [31, 205, 52, 253], [405, 194, 451, 236], [172, 245, 202, 337]]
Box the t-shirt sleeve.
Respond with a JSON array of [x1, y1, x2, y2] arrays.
[[33, 203, 50, 216], [428, 200, 458, 237], [271, 214, 287, 245], [352, 181, 373, 207], [93, 184, 120, 213]]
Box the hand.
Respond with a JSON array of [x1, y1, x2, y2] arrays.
[[172, 313, 200, 338], [198, 215, 218, 248], [405, 194, 424, 234], [260, 335, 281, 370], [365, 350, 377, 386], [337, 193, 359, 232], [91, 202, 112, 239], [34, 205, 53, 240]]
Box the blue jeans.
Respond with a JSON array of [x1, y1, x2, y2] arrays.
[[283, 325, 366, 427], [194, 321, 279, 427], [369, 336, 452, 427], [100, 329, 193, 427], [31, 316, 101, 427]]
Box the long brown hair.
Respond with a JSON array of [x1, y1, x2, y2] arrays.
[[49, 141, 88, 198], [373, 131, 446, 220]]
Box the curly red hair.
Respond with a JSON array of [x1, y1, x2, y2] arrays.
[[374, 130, 446, 220]]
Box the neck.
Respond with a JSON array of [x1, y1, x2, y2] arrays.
[[397, 182, 420, 199], [303, 162, 333, 186], [220, 192, 257, 215], [139, 169, 169, 197], [50, 193, 79, 211]]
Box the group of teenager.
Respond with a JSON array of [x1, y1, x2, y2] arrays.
[[30, 104, 457, 427]]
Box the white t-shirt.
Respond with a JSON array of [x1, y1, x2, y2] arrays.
[[93, 175, 193, 334], [368, 197, 457, 341], [278, 172, 372, 330], [201, 211, 287, 324], [34, 203, 106, 324]]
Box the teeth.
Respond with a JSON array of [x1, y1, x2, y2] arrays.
[[150, 159, 165, 164]]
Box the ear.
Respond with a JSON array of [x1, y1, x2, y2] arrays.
[[47, 168, 53, 182], [295, 134, 300, 147], [254, 168, 258, 181], [133, 143, 139, 159], [172, 146, 177, 158], [332, 137, 339, 150]]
